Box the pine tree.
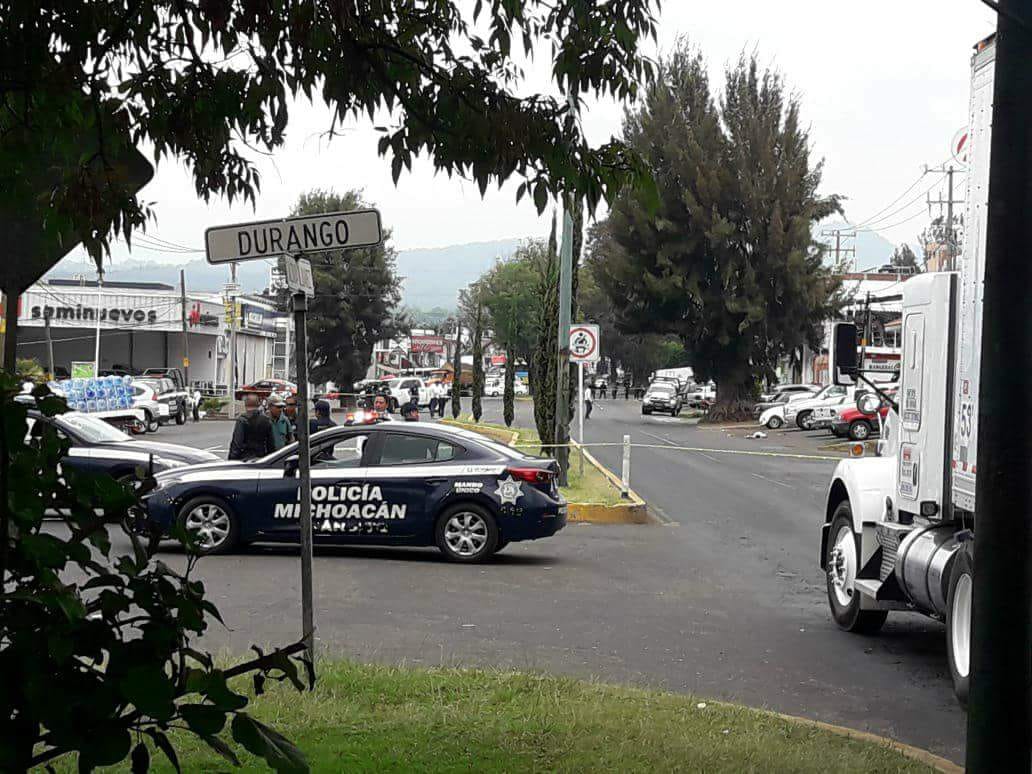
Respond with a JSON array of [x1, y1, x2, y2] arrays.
[[503, 345, 516, 427], [450, 321, 462, 419], [591, 45, 841, 421], [533, 215, 560, 447], [471, 298, 485, 422]]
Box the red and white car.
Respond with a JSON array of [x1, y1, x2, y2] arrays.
[[235, 379, 297, 402]]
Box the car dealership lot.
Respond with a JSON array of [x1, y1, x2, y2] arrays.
[[127, 402, 965, 763]]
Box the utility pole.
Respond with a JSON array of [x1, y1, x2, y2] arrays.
[[292, 289, 315, 665], [820, 228, 857, 271], [554, 199, 574, 486], [93, 269, 103, 376], [967, 9, 1032, 772], [926, 165, 963, 271], [179, 269, 190, 386], [44, 314, 54, 380]]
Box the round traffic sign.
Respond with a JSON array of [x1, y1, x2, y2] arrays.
[[569, 324, 599, 362]]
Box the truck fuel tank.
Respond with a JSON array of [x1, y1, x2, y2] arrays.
[[895, 524, 963, 617]]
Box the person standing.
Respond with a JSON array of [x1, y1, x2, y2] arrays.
[[309, 399, 337, 435], [267, 396, 293, 450], [284, 395, 299, 435], [584, 382, 594, 421], [228, 393, 276, 460]]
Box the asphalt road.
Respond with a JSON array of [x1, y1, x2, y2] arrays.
[[138, 400, 966, 762]]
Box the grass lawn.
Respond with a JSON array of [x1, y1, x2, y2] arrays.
[[443, 416, 625, 506], [75, 661, 935, 772]]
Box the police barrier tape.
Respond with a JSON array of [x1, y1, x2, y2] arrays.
[[510, 441, 840, 462]]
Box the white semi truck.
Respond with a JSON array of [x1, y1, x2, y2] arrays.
[[819, 35, 995, 705]]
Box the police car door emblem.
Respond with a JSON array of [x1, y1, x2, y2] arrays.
[[493, 475, 523, 505]]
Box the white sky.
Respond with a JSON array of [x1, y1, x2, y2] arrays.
[[68, 0, 996, 270]]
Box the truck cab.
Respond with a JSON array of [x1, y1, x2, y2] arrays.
[[817, 35, 995, 707]]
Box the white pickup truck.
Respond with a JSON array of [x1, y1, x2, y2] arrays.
[[386, 377, 430, 410]]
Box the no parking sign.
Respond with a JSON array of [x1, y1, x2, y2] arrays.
[[569, 324, 600, 363]]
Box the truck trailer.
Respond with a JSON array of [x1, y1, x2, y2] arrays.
[[818, 35, 995, 705]]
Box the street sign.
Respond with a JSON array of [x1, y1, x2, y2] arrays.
[[283, 255, 315, 297], [205, 209, 383, 264], [569, 324, 600, 363]]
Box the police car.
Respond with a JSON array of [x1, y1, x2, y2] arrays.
[[26, 409, 218, 481], [141, 420, 568, 562]]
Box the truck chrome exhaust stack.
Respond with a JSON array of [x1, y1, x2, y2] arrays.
[[895, 524, 963, 617]]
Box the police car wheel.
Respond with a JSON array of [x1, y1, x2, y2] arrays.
[[178, 497, 238, 555], [436, 505, 498, 563], [175, 405, 187, 425]]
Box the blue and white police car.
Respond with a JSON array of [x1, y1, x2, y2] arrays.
[[26, 409, 219, 483], [141, 420, 567, 562]]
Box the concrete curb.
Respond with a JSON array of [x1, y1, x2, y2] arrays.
[[766, 709, 961, 773], [569, 440, 654, 525]]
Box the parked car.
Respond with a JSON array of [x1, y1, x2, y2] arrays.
[[758, 391, 815, 429], [784, 384, 853, 430], [235, 378, 298, 402], [829, 387, 899, 440], [642, 381, 683, 416], [758, 383, 820, 403]]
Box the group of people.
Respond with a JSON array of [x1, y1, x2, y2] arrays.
[[228, 393, 337, 461], [427, 380, 449, 418]]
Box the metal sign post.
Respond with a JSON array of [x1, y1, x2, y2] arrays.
[[205, 209, 382, 674], [577, 360, 584, 476], [291, 290, 314, 664], [569, 324, 600, 479]]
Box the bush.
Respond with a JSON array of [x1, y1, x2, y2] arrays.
[[200, 396, 229, 413], [0, 375, 310, 772]]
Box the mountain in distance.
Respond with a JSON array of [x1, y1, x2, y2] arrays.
[[44, 236, 527, 308], [816, 220, 913, 272]]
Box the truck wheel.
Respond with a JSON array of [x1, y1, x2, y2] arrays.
[[144, 410, 160, 433], [946, 543, 973, 705], [825, 503, 888, 634], [848, 420, 872, 441], [797, 410, 814, 430], [642, 408, 651, 415], [436, 504, 498, 563], [175, 404, 187, 425], [177, 496, 239, 555], [766, 415, 784, 429]]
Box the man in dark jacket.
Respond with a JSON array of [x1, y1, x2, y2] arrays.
[[228, 394, 276, 460], [309, 399, 337, 435]]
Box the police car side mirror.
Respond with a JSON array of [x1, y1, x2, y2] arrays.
[[283, 456, 299, 478]]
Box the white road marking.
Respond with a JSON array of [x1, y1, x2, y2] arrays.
[[750, 472, 794, 489]]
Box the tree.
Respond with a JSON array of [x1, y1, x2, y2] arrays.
[[460, 285, 486, 422], [891, 243, 920, 271], [274, 189, 404, 389], [578, 254, 681, 389], [532, 217, 560, 447], [450, 321, 462, 419], [503, 347, 516, 426], [0, 378, 308, 771], [3, 0, 657, 275], [591, 44, 841, 420]]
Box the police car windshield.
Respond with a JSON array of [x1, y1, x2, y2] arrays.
[[58, 413, 132, 444], [648, 384, 675, 394]]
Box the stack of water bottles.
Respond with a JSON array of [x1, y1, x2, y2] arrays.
[[53, 375, 135, 414]]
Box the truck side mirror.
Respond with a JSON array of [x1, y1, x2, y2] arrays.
[[830, 322, 858, 386]]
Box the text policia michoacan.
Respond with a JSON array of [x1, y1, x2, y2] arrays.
[[273, 484, 406, 529]]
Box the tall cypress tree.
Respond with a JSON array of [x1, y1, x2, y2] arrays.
[[471, 298, 485, 422], [450, 320, 462, 419], [533, 214, 559, 447], [591, 45, 841, 421], [503, 345, 516, 426]]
